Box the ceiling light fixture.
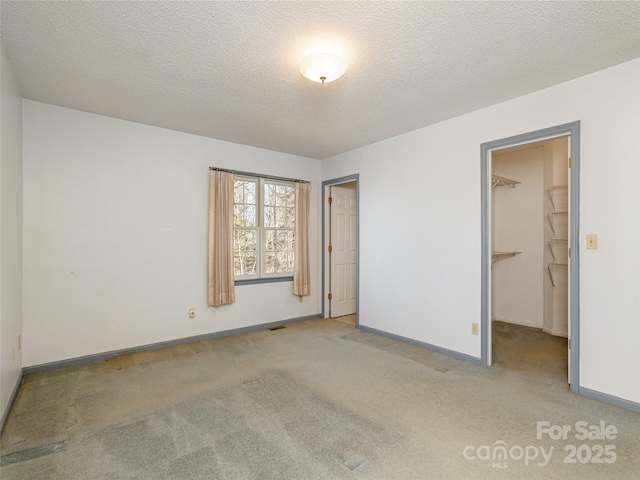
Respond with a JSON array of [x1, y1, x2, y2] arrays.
[[299, 52, 348, 84]]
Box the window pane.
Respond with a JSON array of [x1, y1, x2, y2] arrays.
[[276, 251, 288, 273], [265, 229, 275, 253], [234, 205, 243, 226], [265, 252, 276, 274], [286, 186, 295, 206], [236, 252, 256, 276], [276, 230, 288, 251], [264, 206, 276, 228], [234, 182, 244, 203], [232, 206, 242, 226], [234, 179, 259, 277], [275, 185, 286, 206], [238, 229, 256, 249], [234, 205, 254, 228], [245, 205, 256, 227], [275, 207, 286, 228], [234, 180, 255, 203], [264, 183, 275, 206], [234, 179, 257, 242], [286, 207, 295, 227], [245, 182, 256, 205], [234, 228, 257, 276]]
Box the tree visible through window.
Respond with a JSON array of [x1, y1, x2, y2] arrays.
[[233, 179, 258, 276], [233, 178, 295, 279], [264, 183, 295, 274]]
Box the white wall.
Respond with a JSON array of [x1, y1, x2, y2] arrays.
[[23, 101, 321, 367], [1, 42, 23, 418], [322, 58, 640, 405], [493, 147, 544, 328]]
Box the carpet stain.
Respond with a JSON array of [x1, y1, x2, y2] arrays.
[[342, 452, 367, 471], [0, 441, 67, 466]]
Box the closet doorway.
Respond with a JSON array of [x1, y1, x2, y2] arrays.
[[481, 122, 580, 393], [322, 175, 359, 325]]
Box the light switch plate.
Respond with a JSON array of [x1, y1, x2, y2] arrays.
[[586, 234, 597, 250]]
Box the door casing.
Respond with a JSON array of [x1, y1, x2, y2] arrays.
[[322, 174, 359, 323], [480, 122, 580, 393]]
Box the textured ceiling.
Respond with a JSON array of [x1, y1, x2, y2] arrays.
[[2, 1, 640, 160]]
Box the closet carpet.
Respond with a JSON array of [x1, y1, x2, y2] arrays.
[[1, 318, 638, 479]]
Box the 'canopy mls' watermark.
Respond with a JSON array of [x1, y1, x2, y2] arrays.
[[463, 420, 618, 469]]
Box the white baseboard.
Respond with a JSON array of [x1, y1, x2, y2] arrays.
[[542, 327, 569, 338]]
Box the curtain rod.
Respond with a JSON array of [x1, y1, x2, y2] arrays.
[[209, 167, 310, 184]]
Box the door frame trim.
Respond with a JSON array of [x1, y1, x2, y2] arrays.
[[480, 122, 580, 393], [322, 174, 359, 323]]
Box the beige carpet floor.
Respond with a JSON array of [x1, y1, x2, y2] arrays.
[[1, 318, 638, 479]]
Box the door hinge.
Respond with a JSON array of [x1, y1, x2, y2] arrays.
[[328, 293, 332, 300], [568, 157, 572, 169], [328, 245, 333, 253], [568, 339, 571, 350], [328, 197, 333, 205], [568, 247, 571, 259]]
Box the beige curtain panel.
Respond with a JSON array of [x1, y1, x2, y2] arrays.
[[208, 170, 236, 307], [294, 182, 311, 296]]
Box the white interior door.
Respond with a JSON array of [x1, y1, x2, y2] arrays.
[[330, 185, 357, 318]]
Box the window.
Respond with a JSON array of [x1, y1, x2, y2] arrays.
[[233, 177, 295, 280]]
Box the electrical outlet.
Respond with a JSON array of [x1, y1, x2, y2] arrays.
[[471, 323, 479, 335], [188, 308, 196, 319]]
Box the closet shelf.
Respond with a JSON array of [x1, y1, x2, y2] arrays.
[[547, 263, 568, 287], [547, 185, 568, 210], [547, 211, 568, 238], [544, 180, 568, 334], [492, 251, 522, 261], [492, 175, 520, 189], [547, 239, 568, 262]]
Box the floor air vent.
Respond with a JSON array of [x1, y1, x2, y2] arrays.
[[242, 378, 264, 387]]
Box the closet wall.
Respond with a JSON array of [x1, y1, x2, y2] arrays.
[[492, 137, 569, 334], [492, 147, 545, 328]]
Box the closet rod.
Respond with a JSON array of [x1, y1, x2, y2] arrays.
[[209, 167, 310, 184]]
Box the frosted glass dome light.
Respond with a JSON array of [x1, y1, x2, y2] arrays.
[[299, 52, 348, 84]]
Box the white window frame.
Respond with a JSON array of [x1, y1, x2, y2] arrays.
[[233, 176, 295, 281]]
